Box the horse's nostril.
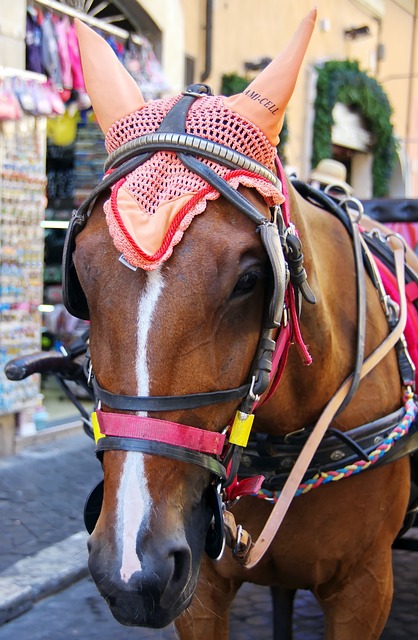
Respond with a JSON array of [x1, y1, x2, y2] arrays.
[[158, 547, 191, 609], [107, 594, 117, 607], [172, 549, 191, 585]]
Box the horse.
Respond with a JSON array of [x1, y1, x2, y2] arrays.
[[60, 12, 418, 640]]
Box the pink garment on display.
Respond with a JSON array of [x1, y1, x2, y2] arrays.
[[54, 16, 73, 90], [67, 21, 86, 92]]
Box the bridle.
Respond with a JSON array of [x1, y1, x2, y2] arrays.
[[62, 84, 315, 557]]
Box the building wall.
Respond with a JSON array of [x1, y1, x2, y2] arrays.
[[0, 0, 26, 68], [178, 0, 418, 196], [135, 0, 186, 95], [379, 0, 418, 196]]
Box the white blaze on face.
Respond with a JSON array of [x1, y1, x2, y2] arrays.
[[118, 454, 147, 582], [117, 268, 165, 583]]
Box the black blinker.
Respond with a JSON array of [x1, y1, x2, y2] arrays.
[[204, 484, 225, 560], [84, 480, 104, 534]]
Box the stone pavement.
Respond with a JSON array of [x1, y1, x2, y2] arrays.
[[0, 427, 417, 638], [0, 431, 100, 573], [0, 429, 101, 624]]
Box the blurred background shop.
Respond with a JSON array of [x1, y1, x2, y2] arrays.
[[0, 0, 168, 451]]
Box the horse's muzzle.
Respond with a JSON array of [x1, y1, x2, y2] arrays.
[[87, 503, 210, 627], [88, 542, 197, 627]]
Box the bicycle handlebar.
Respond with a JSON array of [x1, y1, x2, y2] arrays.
[[4, 351, 83, 381]]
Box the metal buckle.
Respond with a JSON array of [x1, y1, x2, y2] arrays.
[[234, 524, 243, 555], [87, 362, 93, 386]]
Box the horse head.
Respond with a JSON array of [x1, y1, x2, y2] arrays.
[[73, 187, 273, 626], [64, 11, 316, 627]]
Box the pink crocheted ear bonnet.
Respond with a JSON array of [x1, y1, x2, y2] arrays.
[[75, 10, 316, 270]]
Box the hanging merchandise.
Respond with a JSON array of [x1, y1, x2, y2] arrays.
[[32, 79, 54, 116], [0, 74, 62, 119], [40, 11, 63, 90], [45, 81, 66, 115], [47, 108, 79, 146], [46, 142, 75, 202], [26, 6, 43, 75], [0, 72, 47, 416], [0, 79, 23, 121], [27, 1, 170, 108], [124, 36, 169, 101], [66, 19, 91, 110], [54, 15, 73, 93], [73, 114, 107, 205], [12, 76, 37, 114]]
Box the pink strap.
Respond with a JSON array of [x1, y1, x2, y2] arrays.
[[406, 280, 418, 303], [288, 286, 312, 365], [224, 474, 265, 501], [275, 157, 290, 225], [96, 410, 225, 455]]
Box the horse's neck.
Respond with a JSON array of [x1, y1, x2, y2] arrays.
[[255, 184, 401, 435]]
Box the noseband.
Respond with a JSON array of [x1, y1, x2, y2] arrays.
[[63, 84, 315, 555]]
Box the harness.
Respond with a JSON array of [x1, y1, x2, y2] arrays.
[[62, 84, 418, 566]]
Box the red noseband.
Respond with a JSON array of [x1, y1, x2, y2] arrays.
[[96, 409, 226, 455]]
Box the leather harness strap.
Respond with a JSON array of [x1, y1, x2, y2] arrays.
[[238, 239, 409, 568], [335, 213, 367, 415]]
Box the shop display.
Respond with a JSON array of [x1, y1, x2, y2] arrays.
[[73, 115, 107, 205], [26, 1, 168, 105], [1, 0, 168, 425], [0, 105, 47, 414]]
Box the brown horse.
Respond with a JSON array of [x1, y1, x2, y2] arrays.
[[62, 12, 417, 640]]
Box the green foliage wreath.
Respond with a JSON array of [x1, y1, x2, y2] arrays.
[[312, 60, 396, 197]]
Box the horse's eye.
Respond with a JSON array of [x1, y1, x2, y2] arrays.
[[231, 271, 261, 297]]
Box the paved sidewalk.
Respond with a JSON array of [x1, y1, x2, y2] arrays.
[[0, 430, 100, 573], [0, 428, 417, 637], [0, 429, 101, 624]]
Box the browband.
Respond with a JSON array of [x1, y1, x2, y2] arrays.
[[104, 132, 281, 188]]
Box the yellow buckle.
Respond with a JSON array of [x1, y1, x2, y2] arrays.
[[92, 411, 105, 444], [229, 411, 254, 447]]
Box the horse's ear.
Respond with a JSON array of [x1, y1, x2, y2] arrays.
[[74, 18, 145, 134], [224, 8, 317, 146]]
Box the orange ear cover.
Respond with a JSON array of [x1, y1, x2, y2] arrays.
[[74, 18, 145, 134], [225, 8, 317, 145]]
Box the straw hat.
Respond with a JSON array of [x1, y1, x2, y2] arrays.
[[309, 159, 352, 195]]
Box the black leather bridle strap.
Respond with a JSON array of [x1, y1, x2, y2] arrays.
[[96, 436, 227, 479], [92, 377, 251, 411], [179, 153, 273, 225], [178, 153, 287, 328], [336, 214, 367, 414]]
